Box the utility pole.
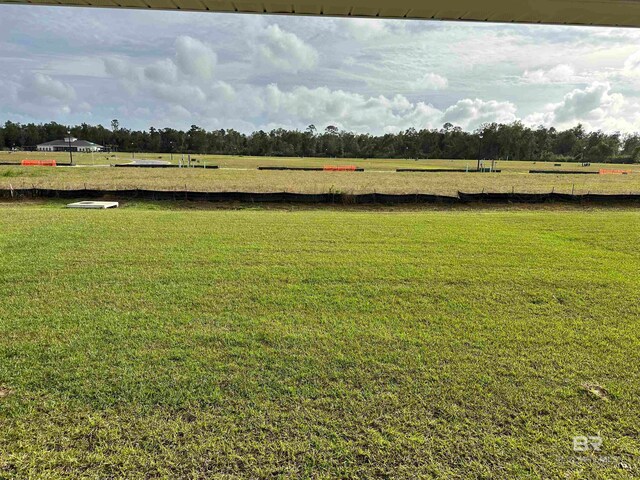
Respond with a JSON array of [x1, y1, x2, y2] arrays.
[[477, 133, 483, 171], [67, 131, 74, 166]]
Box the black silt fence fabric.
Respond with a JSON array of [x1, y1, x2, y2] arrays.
[[396, 168, 502, 173], [2, 189, 639, 205]]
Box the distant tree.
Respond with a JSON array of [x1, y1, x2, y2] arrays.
[[1, 119, 635, 162], [3, 121, 21, 149], [187, 125, 208, 153]]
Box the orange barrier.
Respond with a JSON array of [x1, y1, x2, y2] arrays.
[[21, 159, 57, 167], [599, 169, 630, 175], [324, 165, 357, 171]]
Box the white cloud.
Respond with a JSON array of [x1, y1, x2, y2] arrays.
[[150, 83, 208, 108], [104, 57, 137, 79], [101, 36, 517, 134], [345, 18, 391, 41], [0, 72, 91, 122], [262, 85, 442, 132], [18, 73, 76, 103], [210, 81, 236, 102], [144, 59, 178, 84], [553, 82, 617, 123], [521, 64, 576, 84], [257, 85, 518, 133], [256, 24, 319, 73], [443, 98, 518, 129], [524, 82, 640, 131], [8, 6, 640, 134], [174, 36, 217, 81], [103, 35, 233, 112], [411, 73, 449, 90], [623, 50, 640, 72], [596, 49, 640, 89]]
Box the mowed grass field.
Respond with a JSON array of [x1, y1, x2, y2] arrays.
[[0, 203, 639, 478], [3, 151, 640, 172], [1, 152, 639, 195], [3, 151, 591, 169]]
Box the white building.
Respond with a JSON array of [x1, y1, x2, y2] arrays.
[[37, 137, 103, 153]]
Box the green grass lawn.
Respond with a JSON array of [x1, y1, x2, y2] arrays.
[[1, 204, 639, 478]]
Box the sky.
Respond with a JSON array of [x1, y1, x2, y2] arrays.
[[2, 5, 640, 135]]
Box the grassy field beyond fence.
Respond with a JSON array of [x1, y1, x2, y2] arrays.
[[1, 153, 639, 195]]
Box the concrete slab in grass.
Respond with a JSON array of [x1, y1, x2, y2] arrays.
[[67, 201, 119, 209]]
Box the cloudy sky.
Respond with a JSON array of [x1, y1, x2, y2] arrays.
[[2, 5, 640, 134]]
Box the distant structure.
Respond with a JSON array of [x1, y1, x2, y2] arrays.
[[37, 137, 103, 153]]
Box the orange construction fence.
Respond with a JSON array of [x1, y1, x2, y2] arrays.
[[324, 165, 357, 171], [21, 160, 57, 167], [599, 169, 630, 175]]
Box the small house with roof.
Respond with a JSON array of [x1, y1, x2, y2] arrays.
[[37, 137, 103, 153]]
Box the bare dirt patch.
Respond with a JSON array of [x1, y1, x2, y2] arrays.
[[582, 383, 610, 400]]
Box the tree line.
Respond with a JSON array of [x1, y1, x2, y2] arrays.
[[1, 119, 639, 163]]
